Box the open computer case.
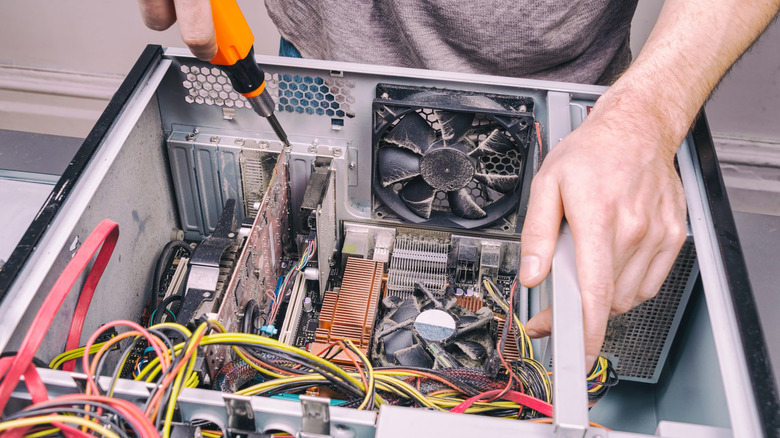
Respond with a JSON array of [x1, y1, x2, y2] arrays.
[[0, 46, 777, 437]]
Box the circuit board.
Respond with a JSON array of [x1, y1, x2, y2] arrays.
[[206, 152, 289, 375]]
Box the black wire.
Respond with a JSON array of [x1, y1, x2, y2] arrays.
[[152, 241, 191, 300], [242, 300, 260, 335], [375, 367, 481, 396], [144, 241, 191, 326], [12, 402, 139, 438], [14, 407, 130, 438], [147, 326, 202, 427], [342, 341, 375, 410], [153, 294, 184, 325], [217, 342, 364, 398]]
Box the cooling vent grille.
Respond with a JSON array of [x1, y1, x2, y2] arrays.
[[600, 240, 698, 381], [177, 64, 355, 117]]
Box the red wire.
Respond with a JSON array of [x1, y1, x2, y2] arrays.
[[450, 388, 553, 417], [63, 221, 120, 370], [0, 219, 119, 413]]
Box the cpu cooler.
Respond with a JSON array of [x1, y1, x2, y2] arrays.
[[372, 84, 536, 230], [372, 283, 496, 370]]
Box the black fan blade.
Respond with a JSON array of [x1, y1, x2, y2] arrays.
[[474, 173, 519, 194], [469, 129, 515, 157], [394, 343, 433, 368], [383, 329, 415, 363], [448, 188, 486, 219], [399, 177, 436, 219], [377, 147, 422, 187], [453, 340, 487, 361], [384, 112, 436, 154], [434, 110, 474, 143]]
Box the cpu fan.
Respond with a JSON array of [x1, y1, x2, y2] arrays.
[[373, 84, 535, 230], [372, 283, 496, 370]]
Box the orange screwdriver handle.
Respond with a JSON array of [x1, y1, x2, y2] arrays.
[[208, 0, 268, 101], [210, 0, 254, 66]]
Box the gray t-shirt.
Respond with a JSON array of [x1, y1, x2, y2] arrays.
[[264, 0, 639, 85]]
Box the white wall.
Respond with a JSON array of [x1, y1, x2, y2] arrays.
[[0, 0, 280, 74]]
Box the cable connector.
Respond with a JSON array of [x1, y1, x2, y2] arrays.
[[260, 325, 278, 336]]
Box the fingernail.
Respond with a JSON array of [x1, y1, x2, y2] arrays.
[[526, 328, 540, 338], [586, 355, 597, 370], [520, 255, 540, 280]]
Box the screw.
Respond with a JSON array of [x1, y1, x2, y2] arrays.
[[349, 162, 355, 169], [228, 232, 235, 238], [333, 148, 342, 157], [234, 138, 245, 146], [193, 128, 199, 134], [186, 133, 196, 141], [210, 135, 220, 143], [308, 144, 318, 153], [259, 141, 269, 149], [203, 292, 211, 298]]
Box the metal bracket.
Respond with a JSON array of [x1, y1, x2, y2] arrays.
[[179, 199, 238, 324], [300, 395, 331, 438], [299, 158, 333, 234], [223, 394, 256, 434]]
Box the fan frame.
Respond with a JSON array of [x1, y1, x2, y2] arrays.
[[372, 84, 538, 231]]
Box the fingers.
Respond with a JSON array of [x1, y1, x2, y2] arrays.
[[173, 0, 217, 60], [520, 174, 563, 287], [525, 306, 551, 338], [138, 0, 177, 31], [630, 234, 687, 309], [570, 221, 615, 370]]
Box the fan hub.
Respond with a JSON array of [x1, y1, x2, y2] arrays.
[[414, 309, 456, 342], [419, 147, 475, 192]]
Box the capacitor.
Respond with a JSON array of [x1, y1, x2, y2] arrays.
[[303, 297, 313, 313], [455, 288, 464, 297], [303, 267, 319, 280]]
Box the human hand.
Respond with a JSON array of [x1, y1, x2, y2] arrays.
[[519, 97, 687, 370], [137, 0, 217, 60]]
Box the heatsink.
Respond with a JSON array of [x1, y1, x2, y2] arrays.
[[386, 230, 449, 299], [314, 258, 384, 358]]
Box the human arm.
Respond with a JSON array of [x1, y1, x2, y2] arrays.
[[137, 0, 217, 60], [520, 0, 780, 368]]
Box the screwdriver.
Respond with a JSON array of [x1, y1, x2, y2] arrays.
[[209, 0, 291, 147]]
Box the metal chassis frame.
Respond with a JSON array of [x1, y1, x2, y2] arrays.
[[1, 45, 777, 437]]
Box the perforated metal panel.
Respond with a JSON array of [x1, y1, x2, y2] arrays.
[[600, 240, 698, 381], [177, 63, 356, 117]]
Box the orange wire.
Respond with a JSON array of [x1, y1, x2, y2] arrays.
[[337, 342, 367, 394], [535, 122, 543, 159], [145, 328, 207, 420]]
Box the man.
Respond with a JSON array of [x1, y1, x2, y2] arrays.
[[138, 0, 780, 369]]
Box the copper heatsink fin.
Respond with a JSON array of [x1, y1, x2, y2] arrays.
[[456, 295, 484, 313], [495, 315, 521, 361], [314, 257, 384, 354]]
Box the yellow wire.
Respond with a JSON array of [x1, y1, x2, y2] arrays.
[[201, 431, 221, 438], [344, 340, 375, 410], [49, 342, 107, 370], [22, 427, 59, 438], [163, 322, 208, 438], [483, 280, 533, 358], [0, 415, 120, 438]]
